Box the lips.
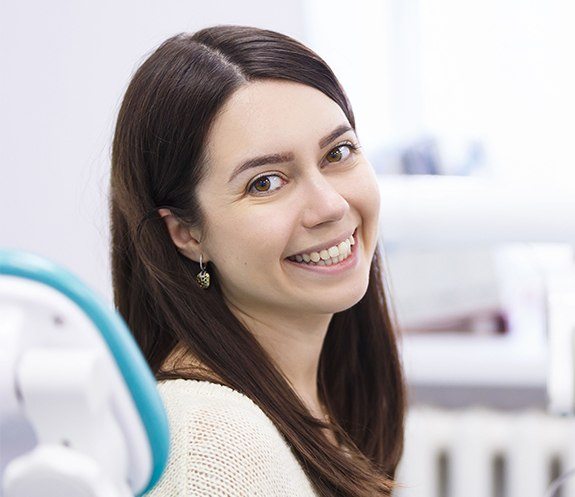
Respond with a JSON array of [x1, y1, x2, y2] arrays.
[[286, 228, 357, 259], [284, 230, 359, 273]]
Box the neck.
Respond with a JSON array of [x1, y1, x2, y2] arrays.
[[227, 300, 332, 416]]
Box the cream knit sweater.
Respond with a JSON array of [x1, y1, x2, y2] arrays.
[[143, 379, 321, 496]]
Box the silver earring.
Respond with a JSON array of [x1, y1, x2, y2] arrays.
[[195, 254, 210, 289]]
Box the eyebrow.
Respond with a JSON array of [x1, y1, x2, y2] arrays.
[[227, 123, 354, 184]]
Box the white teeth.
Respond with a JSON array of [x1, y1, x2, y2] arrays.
[[287, 232, 357, 266]]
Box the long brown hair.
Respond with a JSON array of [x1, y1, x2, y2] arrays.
[[110, 25, 406, 496]]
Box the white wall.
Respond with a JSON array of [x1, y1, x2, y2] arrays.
[[306, 0, 575, 182], [416, 0, 575, 181], [0, 0, 307, 302]]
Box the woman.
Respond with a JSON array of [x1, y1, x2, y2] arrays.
[[110, 25, 406, 496]]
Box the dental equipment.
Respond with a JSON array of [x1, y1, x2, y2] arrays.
[[378, 175, 575, 497], [378, 175, 575, 415], [0, 249, 169, 497]]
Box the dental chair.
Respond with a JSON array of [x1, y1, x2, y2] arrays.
[[0, 249, 169, 497]]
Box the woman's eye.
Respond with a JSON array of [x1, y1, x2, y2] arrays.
[[325, 143, 355, 163], [246, 143, 359, 196], [247, 174, 285, 195]]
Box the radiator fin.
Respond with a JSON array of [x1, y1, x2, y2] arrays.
[[394, 407, 575, 497]]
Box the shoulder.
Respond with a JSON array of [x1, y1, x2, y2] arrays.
[[157, 377, 270, 419], [157, 379, 288, 456], [144, 379, 318, 497]]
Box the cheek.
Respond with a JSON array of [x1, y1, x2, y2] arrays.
[[208, 210, 290, 269], [347, 162, 381, 217]]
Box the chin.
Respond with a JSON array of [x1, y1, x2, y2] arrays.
[[311, 281, 370, 314]]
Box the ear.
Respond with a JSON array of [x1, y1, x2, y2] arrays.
[[158, 208, 206, 263]]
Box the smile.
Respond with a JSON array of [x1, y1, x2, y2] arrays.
[[286, 229, 357, 267]]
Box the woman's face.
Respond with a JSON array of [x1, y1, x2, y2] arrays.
[[195, 80, 381, 320]]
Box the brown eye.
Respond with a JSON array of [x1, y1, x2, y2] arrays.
[[326, 144, 353, 163], [247, 174, 285, 195], [254, 177, 270, 192]]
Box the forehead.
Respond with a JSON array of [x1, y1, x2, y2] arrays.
[[204, 80, 350, 176]]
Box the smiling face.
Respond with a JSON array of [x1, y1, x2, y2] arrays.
[[193, 80, 381, 320]]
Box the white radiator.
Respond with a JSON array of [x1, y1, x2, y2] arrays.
[[394, 406, 575, 497]]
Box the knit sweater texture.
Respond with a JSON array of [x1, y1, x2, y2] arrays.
[[143, 379, 321, 496]]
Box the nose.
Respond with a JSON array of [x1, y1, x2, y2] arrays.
[[300, 171, 349, 228]]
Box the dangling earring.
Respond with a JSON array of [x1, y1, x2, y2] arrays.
[[195, 254, 210, 289]]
